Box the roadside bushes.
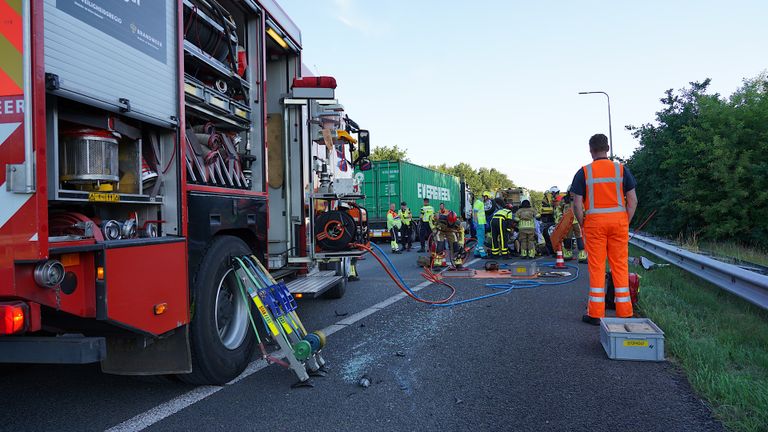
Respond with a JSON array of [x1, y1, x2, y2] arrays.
[[627, 74, 768, 248]]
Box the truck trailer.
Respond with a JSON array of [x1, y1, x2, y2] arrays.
[[0, 0, 369, 385], [356, 160, 462, 240]]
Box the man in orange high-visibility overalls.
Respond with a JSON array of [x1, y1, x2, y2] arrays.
[[571, 134, 638, 325]]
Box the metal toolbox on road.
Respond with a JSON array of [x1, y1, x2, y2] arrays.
[[504, 261, 538, 277], [600, 318, 665, 361]]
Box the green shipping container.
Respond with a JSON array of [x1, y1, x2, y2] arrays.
[[356, 161, 461, 229]]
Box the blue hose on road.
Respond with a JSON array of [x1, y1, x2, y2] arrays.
[[369, 242, 421, 298], [369, 242, 580, 308], [432, 263, 581, 308]]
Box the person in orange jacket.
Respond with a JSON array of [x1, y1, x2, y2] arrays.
[[571, 134, 638, 325]]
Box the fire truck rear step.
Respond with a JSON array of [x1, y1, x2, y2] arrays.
[[285, 270, 344, 298]]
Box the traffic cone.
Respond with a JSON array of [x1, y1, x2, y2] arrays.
[[554, 249, 567, 269]]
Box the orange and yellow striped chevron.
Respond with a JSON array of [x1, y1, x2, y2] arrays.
[[0, 0, 23, 97]]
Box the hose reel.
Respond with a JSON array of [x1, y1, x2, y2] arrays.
[[314, 211, 357, 252]]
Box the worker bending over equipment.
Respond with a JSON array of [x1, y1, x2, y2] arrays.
[[398, 202, 413, 252], [490, 206, 514, 259], [432, 210, 465, 268], [386, 203, 402, 254], [557, 189, 587, 263], [417, 198, 435, 253], [515, 199, 539, 259]]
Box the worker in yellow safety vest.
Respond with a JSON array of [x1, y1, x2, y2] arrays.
[[473, 192, 490, 258], [398, 201, 413, 251], [515, 199, 539, 259], [417, 198, 435, 253], [386, 203, 402, 254], [572, 134, 638, 325]]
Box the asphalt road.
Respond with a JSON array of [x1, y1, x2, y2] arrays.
[[0, 249, 724, 432]]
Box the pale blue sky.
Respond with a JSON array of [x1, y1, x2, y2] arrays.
[[280, 0, 767, 191]]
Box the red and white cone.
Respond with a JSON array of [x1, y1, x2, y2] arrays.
[[554, 249, 567, 269]]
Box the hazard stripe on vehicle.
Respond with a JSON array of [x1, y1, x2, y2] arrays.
[[0, 181, 33, 230], [0, 0, 22, 96], [0, 1, 22, 52]]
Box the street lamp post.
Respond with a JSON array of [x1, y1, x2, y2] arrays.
[[578, 91, 613, 160]]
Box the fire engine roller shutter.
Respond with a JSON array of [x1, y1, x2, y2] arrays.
[[43, 0, 178, 126]]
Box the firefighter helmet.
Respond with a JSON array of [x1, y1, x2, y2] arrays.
[[447, 211, 458, 226]]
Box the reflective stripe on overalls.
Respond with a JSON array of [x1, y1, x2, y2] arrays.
[[490, 209, 512, 256], [583, 160, 632, 319]]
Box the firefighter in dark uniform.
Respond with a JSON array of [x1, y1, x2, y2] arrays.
[[490, 206, 514, 258]]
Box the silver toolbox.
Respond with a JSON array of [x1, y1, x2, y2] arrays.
[[600, 317, 665, 361]]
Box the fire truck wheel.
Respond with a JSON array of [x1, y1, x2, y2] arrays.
[[321, 259, 348, 299], [179, 235, 256, 385]]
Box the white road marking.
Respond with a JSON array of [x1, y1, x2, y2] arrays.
[[104, 258, 477, 432]]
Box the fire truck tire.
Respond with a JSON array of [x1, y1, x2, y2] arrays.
[[179, 235, 256, 385], [322, 259, 348, 299]]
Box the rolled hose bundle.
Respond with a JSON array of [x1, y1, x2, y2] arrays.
[[315, 211, 358, 251]]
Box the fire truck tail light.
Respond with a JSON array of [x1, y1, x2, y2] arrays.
[[96, 266, 105, 280], [34, 260, 66, 288], [153, 303, 168, 315], [0, 302, 29, 335]]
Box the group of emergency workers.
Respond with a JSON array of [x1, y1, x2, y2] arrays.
[[471, 191, 542, 260], [469, 187, 590, 262], [380, 133, 638, 326], [466, 134, 639, 324], [386, 198, 468, 268]]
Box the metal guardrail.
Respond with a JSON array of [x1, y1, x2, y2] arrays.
[[629, 233, 768, 310]]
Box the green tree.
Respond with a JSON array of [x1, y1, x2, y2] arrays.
[[626, 74, 768, 247], [369, 145, 409, 161], [528, 190, 545, 213], [428, 163, 515, 194]]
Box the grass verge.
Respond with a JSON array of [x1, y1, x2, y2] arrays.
[[629, 245, 768, 432], [675, 235, 768, 268], [699, 242, 768, 268]]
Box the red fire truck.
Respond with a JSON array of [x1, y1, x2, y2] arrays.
[[0, 0, 369, 385]]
